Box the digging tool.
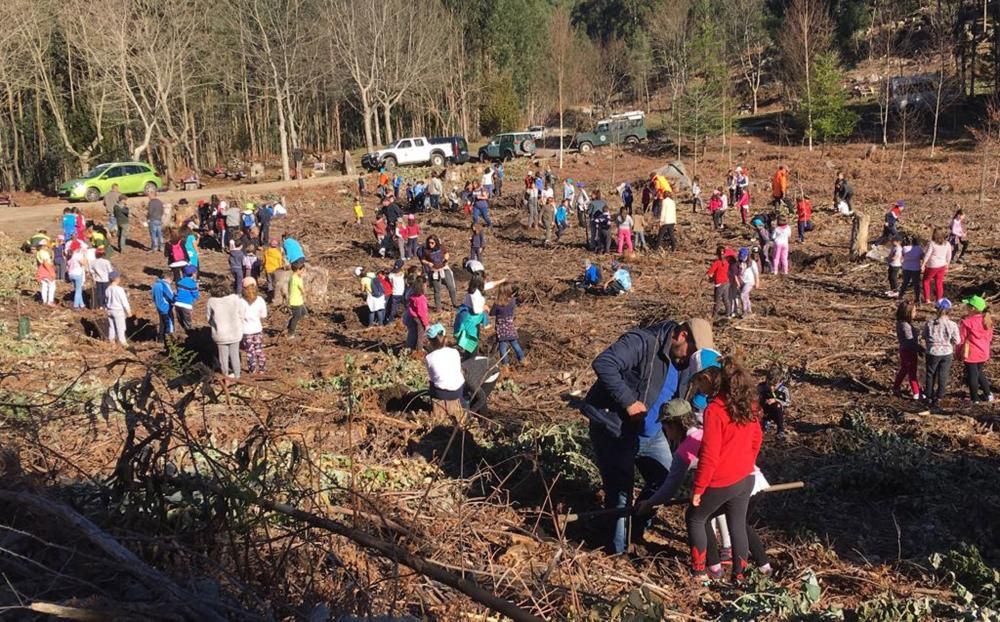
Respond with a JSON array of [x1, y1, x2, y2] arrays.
[[560, 480, 806, 524]]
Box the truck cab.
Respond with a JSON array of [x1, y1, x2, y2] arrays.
[[362, 136, 466, 170], [573, 111, 647, 153]]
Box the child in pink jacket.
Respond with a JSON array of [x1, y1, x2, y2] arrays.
[[959, 295, 994, 403]]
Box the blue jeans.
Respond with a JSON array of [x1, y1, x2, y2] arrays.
[[149, 220, 163, 251], [499, 339, 525, 364], [108, 215, 117, 233], [370, 308, 385, 327], [158, 311, 174, 341], [589, 422, 672, 554], [473, 205, 492, 227], [71, 274, 85, 308]]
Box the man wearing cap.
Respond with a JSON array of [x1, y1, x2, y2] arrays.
[[582, 317, 715, 553]]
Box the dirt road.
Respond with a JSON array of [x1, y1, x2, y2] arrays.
[[0, 172, 354, 239]]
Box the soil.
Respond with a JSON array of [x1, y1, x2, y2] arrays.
[[2, 137, 999, 619]]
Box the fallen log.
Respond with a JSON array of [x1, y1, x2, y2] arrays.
[[0, 490, 228, 622], [168, 477, 545, 622]]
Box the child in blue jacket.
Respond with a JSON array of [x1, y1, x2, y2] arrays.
[[152, 276, 176, 342], [174, 265, 201, 332]]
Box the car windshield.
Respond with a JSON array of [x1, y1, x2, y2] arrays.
[[81, 164, 112, 179]]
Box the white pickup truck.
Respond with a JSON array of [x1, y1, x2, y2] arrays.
[[361, 136, 470, 170]]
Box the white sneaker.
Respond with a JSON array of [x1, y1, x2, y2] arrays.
[[989, 394, 995, 403]]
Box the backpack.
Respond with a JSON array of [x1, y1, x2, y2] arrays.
[[169, 240, 187, 263], [370, 275, 385, 298], [242, 212, 255, 228]]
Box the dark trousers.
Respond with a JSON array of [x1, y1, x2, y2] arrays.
[[386, 295, 404, 322], [657, 224, 676, 252], [589, 423, 671, 554], [596, 229, 610, 254], [925, 354, 952, 403], [704, 496, 769, 567], [888, 266, 901, 292], [175, 307, 194, 331], [951, 238, 969, 262], [157, 312, 173, 343], [288, 305, 307, 335], [965, 362, 993, 402], [761, 404, 785, 434], [713, 284, 730, 316], [92, 281, 109, 310], [711, 210, 723, 229], [686, 475, 753, 578], [900, 269, 922, 303]]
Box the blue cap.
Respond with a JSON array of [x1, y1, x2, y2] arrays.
[[183, 265, 197, 275], [426, 323, 446, 339], [936, 298, 952, 311], [109, 271, 120, 280], [738, 247, 749, 261], [692, 394, 708, 411]]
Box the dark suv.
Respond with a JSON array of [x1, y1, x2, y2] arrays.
[[478, 132, 536, 161]]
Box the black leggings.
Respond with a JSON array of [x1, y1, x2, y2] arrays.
[[924, 354, 952, 403], [705, 496, 769, 568], [288, 305, 307, 335], [965, 362, 993, 402], [761, 405, 785, 434], [686, 475, 753, 577]]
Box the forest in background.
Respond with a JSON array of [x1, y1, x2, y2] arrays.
[[0, 0, 994, 191]]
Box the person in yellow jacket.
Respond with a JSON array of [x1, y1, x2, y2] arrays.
[[649, 171, 672, 218], [262, 238, 284, 295]]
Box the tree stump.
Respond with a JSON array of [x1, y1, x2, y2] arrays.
[[850, 210, 870, 259]]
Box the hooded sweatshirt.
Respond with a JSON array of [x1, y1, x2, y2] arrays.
[[152, 278, 175, 314], [175, 276, 200, 309], [207, 294, 245, 345]]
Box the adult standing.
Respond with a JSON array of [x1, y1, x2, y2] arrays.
[[472, 186, 493, 227], [418, 235, 459, 311], [113, 199, 130, 254], [225, 200, 242, 249], [581, 318, 715, 554], [574, 182, 590, 229], [207, 291, 245, 380], [428, 172, 443, 211], [657, 192, 677, 252], [770, 165, 789, 209], [588, 190, 607, 252], [834, 172, 854, 215], [921, 227, 952, 305], [257, 202, 273, 246], [526, 178, 540, 228], [146, 192, 165, 253], [282, 233, 306, 268], [104, 184, 122, 234]]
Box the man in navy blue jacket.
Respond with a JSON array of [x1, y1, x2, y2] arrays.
[[582, 317, 715, 553]]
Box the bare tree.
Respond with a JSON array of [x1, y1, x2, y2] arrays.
[[727, 0, 769, 114], [8, 0, 113, 172], [547, 6, 574, 169], [781, 0, 832, 151], [326, 0, 385, 152]]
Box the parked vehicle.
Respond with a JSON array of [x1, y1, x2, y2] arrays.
[[478, 132, 536, 161], [886, 74, 950, 113], [58, 161, 163, 202], [527, 125, 546, 141], [361, 135, 469, 170], [572, 111, 647, 153]]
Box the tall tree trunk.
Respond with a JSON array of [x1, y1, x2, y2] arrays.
[[383, 103, 393, 144], [333, 100, 342, 154], [360, 92, 374, 151], [558, 72, 564, 169]]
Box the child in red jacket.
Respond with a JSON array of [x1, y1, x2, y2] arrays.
[[796, 195, 813, 243], [707, 245, 733, 317], [686, 356, 762, 582]]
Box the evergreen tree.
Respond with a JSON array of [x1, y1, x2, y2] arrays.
[[805, 52, 858, 142]]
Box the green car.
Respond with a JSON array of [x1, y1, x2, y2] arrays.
[[572, 111, 647, 153], [478, 132, 536, 161], [58, 161, 163, 202]]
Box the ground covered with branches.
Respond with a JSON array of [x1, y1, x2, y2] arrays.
[[1, 138, 999, 620]]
